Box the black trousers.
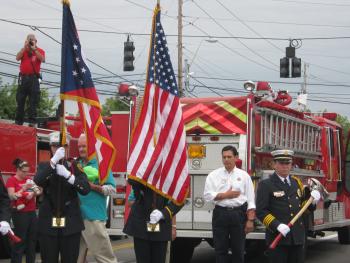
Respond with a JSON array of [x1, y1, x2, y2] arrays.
[[268, 245, 304, 263], [133, 237, 168, 263], [38, 232, 80, 263], [212, 206, 246, 263], [11, 211, 38, 263], [15, 74, 40, 125]]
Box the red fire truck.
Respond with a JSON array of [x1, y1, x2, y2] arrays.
[[1, 82, 350, 261]]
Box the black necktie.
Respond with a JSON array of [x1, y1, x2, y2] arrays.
[[284, 178, 290, 187]]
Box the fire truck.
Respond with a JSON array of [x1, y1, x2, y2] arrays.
[[110, 82, 350, 262], [1, 82, 350, 261]]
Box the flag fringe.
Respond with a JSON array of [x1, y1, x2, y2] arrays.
[[128, 174, 188, 206]]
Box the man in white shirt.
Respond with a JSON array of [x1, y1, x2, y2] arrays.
[[204, 145, 256, 263]]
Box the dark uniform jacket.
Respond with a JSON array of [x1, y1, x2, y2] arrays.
[[123, 180, 183, 241], [34, 161, 90, 237], [256, 173, 308, 246], [0, 175, 11, 222]]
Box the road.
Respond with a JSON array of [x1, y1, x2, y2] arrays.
[[1, 233, 350, 263]]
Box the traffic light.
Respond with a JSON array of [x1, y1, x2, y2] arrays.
[[280, 57, 289, 78], [124, 37, 135, 71], [292, 57, 301, 78]]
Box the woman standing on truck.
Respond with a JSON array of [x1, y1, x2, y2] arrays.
[[6, 158, 41, 263]]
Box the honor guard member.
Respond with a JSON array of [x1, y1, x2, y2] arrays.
[[34, 131, 90, 263], [0, 174, 11, 236], [204, 145, 256, 263], [123, 180, 183, 263], [256, 150, 321, 263]]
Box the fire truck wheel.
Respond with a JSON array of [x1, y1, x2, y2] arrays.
[[170, 237, 201, 263], [0, 235, 11, 259], [338, 226, 350, 244]]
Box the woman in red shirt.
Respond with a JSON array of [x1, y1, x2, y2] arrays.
[[6, 159, 41, 263]]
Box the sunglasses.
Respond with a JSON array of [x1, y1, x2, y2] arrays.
[[18, 161, 29, 169]]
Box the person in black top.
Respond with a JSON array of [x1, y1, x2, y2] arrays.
[[34, 131, 90, 263], [123, 180, 183, 263], [0, 173, 11, 236], [256, 149, 321, 263]]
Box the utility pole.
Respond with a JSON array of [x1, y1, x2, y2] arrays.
[[178, 0, 183, 96], [298, 62, 309, 111], [184, 58, 190, 97]]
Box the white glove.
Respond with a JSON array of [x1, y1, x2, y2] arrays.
[[102, 185, 116, 196], [56, 164, 71, 179], [277, 223, 290, 237], [50, 147, 65, 165], [150, 209, 164, 224], [311, 190, 321, 205], [0, 221, 11, 236]]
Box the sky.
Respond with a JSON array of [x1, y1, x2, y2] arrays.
[[0, 0, 350, 117]]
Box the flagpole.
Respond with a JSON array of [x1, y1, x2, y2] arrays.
[[178, 0, 183, 97]]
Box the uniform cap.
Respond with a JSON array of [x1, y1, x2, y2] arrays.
[[49, 131, 71, 146], [271, 149, 294, 163]]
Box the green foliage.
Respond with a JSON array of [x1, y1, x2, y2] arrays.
[[101, 96, 129, 116], [0, 78, 57, 120], [337, 115, 350, 139]]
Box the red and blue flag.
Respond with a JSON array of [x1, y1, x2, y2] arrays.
[[60, 1, 116, 184]]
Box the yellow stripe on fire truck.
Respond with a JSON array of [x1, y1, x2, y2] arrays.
[[214, 101, 247, 123], [185, 118, 221, 134]]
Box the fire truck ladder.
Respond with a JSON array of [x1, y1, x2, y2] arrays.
[[256, 108, 321, 158]]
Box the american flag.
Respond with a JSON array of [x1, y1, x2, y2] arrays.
[[60, 1, 116, 184], [127, 5, 189, 204]]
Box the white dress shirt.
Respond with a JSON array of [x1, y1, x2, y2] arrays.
[[203, 166, 256, 210], [277, 174, 291, 185]]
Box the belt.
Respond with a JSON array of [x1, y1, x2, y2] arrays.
[[19, 73, 36, 77], [215, 205, 244, 211]]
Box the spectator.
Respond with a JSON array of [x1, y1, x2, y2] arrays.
[[15, 33, 45, 126], [6, 159, 41, 263], [34, 131, 90, 263], [76, 134, 118, 263]]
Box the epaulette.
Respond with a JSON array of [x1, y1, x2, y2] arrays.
[[291, 175, 304, 194]]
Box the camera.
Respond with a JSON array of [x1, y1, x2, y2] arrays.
[[29, 40, 34, 46]]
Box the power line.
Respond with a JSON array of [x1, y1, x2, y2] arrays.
[[191, 75, 350, 87], [182, 16, 350, 29], [192, 1, 278, 68], [271, 0, 350, 7], [2, 18, 350, 41]]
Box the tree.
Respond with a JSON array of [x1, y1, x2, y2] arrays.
[[0, 78, 57, 120], [101, 96, 129, 116], [337, 115, 350, 141]]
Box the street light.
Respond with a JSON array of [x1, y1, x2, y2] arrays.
[[243, 80, 255, 93]]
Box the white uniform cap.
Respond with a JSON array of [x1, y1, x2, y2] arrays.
[[271, 149, 294, 163]]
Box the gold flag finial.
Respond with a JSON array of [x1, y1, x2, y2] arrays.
[[62, 0, 70, 6]]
